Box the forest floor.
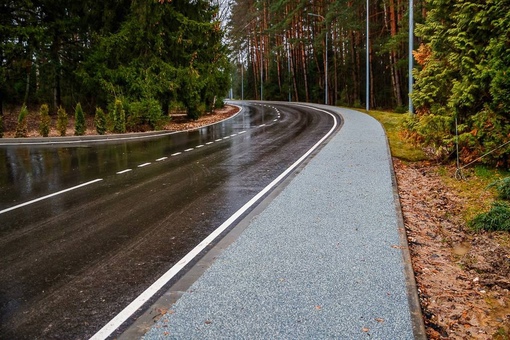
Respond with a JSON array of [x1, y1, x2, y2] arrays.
[[2, 105, 509, 339], [395, 160, 510, 339]]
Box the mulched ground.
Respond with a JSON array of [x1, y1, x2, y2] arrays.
[[394, 159, 510, 339], [0, 105, 239, 138]]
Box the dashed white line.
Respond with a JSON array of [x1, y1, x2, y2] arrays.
[[273, 119, 278, 122], [223, 136, 230, 139], [259, 124, 266, 127], [116, 169, 132, 175], [215, 139, 222, 142], [0, 179, 104, 215], [184, 148, 194, 152], [196, 145, 204, 148], [138, 163, 151, 168], [206, 142, 214, 145], [171, 152, 182, 156], [230, 133, 237, 137], [156, 157, 168, 162], [239, 131, 247, 134]]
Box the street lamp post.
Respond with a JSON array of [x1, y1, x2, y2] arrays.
[[308, 13, 328, 105], [409, 0, 414, 114], [366, 0, 369, 112], [260, 43, 263, 101]]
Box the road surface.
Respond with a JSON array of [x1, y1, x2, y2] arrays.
[[0, 102, 338, 339]]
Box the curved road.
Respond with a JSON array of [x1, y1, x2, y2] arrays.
[[0, 102, 339, 339]]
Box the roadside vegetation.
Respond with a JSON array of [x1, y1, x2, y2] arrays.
[[0, 1, 230, 132], [367, 108, 510, 338]]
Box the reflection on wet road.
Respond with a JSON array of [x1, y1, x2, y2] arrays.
[[0, 102, 337, 339]]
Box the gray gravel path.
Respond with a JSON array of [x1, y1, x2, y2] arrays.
[[142, 105, 422, 339]]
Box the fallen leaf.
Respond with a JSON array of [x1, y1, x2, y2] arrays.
[[362, 327, 370, 332], [375, 317, 384, 323]]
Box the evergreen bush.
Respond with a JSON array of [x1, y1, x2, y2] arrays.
[[15, 104, 28, 138], [74, 103, 86, 136], [469, 201, 510, 232], [39, 104, 50, 137], [488, 177, 510, 200], [94, 107, 106, 135], [112, 99, 126, 133], [128, 98, 166, 131], [56, 106, 68, 136]]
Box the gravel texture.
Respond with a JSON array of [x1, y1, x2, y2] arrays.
[[143, 106, 415, 339]]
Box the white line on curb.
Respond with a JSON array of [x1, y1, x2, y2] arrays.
[[138, 163, 151, 168], [0, 179, 104, 215], [171, 152, 182, 157], [116, 169, 132, 175], [156, 157, 168, 162], [89, 105, 338, 340], [184, 148, 194, 152]]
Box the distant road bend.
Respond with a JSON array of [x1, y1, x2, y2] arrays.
[[0, 102, 340, 339]]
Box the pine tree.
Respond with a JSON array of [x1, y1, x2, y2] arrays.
[[39, 104, 50, 137], [113, 99, 125, 133], [74, 102, 86, 136], [94, 107, 106, 135], [15, 104, 28, 138], [56, 106, 68, 136]]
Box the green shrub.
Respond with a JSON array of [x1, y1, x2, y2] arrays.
[[112, 99, 126, 133], [469, 201, 510, 232], [394, 105, 407, 114], [128, 98, 166, 131], [15, 104, 28, 138], [56, 106, 68, 136], [215, 97, 225, 109], [74, 103, 86, 136], [488, 177, 510, 200], [94, 107, 106, 135], [39, 104, 50, 137]]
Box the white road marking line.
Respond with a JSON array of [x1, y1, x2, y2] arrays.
[[156, 157, 168, 162], [171, 152, 182, 156], [116, 169, 132, 175], [196, 145, 204, 148], [259, 124, 266, 127], [206, 142, 214, 145], [223, 136, 230, 139], [273, 119, 278, 122], [0, 179, 104, 215], [230, 133, 237, 137], [90, 105, 338, 340], [184, 148, 194, 152], [138, 163, 151, 168], [215, 139, 222, 142], [239, 131, 246, 134]]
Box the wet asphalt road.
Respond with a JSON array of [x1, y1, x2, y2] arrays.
[[0, 102, 337, 339]]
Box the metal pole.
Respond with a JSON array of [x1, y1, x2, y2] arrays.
[[325, 23, 328, 105], [260, 42, 263, 101], [241, 58, 244, 100], [287, 40, 291, 102], [408, 0, 414, 114], [366, 0, 369, 112]]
